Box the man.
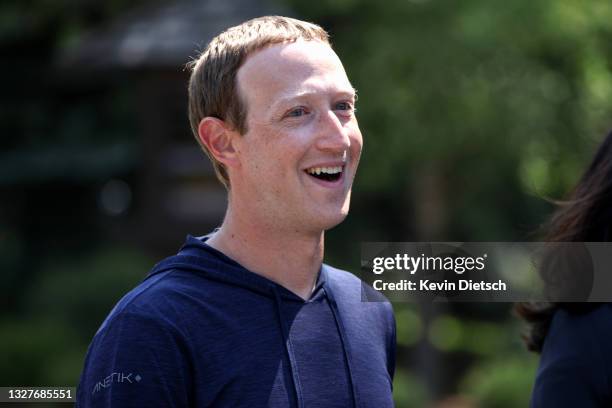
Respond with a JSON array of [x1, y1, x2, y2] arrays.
[[77, 16, 395, 407]]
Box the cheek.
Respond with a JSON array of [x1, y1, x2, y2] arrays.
[[242, 124, 308, 174], [350, 127, 363, 155], [353, 133, 363, 149], [246, 142, 296, 179]]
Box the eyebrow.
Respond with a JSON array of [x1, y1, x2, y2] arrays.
[[274, 87, 358, 109]]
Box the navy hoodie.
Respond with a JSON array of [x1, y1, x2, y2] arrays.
[[77, 235, 396, 407]]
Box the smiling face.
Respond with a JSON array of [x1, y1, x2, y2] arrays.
[[229, 40, 363, 234]]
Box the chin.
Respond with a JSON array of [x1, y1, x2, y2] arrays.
[[317, 206, 350, 231], [303, 194, 352, 231], [323, 216, 348, 231]]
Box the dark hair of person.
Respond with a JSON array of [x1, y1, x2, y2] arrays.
[[515, 130, 612, 352]]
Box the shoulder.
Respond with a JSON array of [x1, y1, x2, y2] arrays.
[[95, 270, 188, 331], [77, 272, 195, 407], [89, 270, 203, 351], [95, 267, 228, 342], [545, 304, 612, 355], [532, 304, 612, 407]]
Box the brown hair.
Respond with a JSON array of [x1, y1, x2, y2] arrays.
[[515, 130, 612, 352], [186, 16, 330, 188]]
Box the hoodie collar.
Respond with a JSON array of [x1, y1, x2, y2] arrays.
[[148, 235, 327, 302]]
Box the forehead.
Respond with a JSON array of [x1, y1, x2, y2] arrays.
[[236, 40, 354, 108]]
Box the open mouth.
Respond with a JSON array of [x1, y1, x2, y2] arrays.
[[305, 166, 343, 182]]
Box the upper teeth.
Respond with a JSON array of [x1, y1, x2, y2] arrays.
[[307, 166, 343, 175]]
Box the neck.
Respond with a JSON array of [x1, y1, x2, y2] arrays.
[[206, 204, 325, 300]]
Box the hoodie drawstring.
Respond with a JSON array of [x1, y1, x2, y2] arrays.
[[273, 287, 305, 408], [325, 286, 360, 408]]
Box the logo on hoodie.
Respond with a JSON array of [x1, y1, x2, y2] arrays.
[[92, 372, 142, 395]]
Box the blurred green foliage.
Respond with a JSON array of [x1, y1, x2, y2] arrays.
[[461, 354, 539, 408], [294, 0, 612, 243], [393, 369, 429, 407], [0, 247, 151, 387]]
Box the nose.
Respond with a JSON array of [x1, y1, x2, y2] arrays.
[[315, 110, 351, 153]]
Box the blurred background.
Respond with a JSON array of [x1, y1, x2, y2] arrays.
[[2, 0, 612, 406]]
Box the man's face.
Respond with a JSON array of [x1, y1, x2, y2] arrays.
[[231, 40, 362, 234]]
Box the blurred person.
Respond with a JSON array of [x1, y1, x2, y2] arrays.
[[76, 16, 396, 407], [516, 131, 612, 407]]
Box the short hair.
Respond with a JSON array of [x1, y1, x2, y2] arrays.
[[187, 16, 330, 188]]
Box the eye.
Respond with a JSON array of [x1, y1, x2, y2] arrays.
[[286, 107, 309, 118], [334, 101, 356, 114]]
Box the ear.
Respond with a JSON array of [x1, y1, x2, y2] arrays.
[[197, 117, 240, 168]]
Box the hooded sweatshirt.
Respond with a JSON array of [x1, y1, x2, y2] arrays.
[[77, 235, 396, 407]]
